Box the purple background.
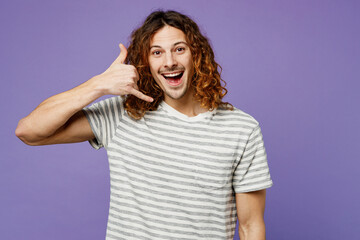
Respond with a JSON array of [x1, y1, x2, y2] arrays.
[[1, 0, 359, 239]]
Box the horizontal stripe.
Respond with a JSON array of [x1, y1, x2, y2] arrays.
[[109, 179, 235, 206], [109, 172, 231, 198], [109, 195, 236, 224], [108, 157, 232, 187], [109, 205, 233, 232], [144, 116, 255, 133], [114, 123, 236, 158], [107, 214, 227, 239], [109, 137, 234, 166], [122, 116, 245, 148]]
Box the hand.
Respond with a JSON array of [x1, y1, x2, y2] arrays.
[[96, 43, 153, 102]]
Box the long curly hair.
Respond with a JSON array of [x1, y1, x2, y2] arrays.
[[124, 10, 232, 119]]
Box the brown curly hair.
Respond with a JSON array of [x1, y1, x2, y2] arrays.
[[124, 10, 232, 119]]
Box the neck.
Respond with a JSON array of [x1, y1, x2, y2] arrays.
[[164, 89, 207, 117]]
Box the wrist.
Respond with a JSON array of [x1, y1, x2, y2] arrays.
[[87, 75, 107, 98]]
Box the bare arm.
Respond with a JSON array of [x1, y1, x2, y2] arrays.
[[236, 189, 267, 240], [15, 79, 101, 145], [15, 44, 153, 146]]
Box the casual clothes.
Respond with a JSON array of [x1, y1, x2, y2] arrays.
[[83, 96, 273, 240]]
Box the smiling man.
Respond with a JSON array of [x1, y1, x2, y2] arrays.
[[16, 10, 273, 240], [149, 26, 194, 102]]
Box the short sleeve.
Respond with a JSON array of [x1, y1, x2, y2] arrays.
[[82, 96, 123, 150], [233, 124, 273, 193]]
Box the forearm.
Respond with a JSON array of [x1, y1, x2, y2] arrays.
[[239, 220, 266, 240], [16, 43, 151, 145], [16, 76, 104, 143]]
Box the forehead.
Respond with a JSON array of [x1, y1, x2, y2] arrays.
[[150, 26, 187, 47]]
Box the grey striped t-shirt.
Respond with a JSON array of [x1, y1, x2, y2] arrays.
[[83, 96, 273, 240]]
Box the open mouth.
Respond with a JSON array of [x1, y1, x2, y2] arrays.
[[161, 71, 184, 86]]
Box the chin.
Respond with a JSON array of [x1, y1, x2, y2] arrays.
[[164, 82, 193, 101], [165, 90, 187, 100]]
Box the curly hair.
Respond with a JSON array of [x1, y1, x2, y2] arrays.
[[124, 10, 232, 119]]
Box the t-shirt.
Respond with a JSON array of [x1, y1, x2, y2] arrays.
[[82, 96, 273, 240]]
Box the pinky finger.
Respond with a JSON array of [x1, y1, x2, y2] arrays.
[[129, 88, 154, 102]]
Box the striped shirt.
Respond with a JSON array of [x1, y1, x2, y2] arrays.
[[83, 96, 273, 240]]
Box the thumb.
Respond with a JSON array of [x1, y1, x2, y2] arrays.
[[114, 43, 128, 64]]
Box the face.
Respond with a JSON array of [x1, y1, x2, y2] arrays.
[[148, 26, 194, 102]]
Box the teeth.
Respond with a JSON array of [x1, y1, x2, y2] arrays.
[[163, 72, 182, 77]]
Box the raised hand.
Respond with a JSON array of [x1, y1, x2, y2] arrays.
[[97, 43, 153, 102]]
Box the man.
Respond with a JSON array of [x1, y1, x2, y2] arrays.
[[16, 10, 273, 240]]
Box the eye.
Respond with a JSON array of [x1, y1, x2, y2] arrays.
[[175, 47, 185, 53], [152, 50, 162, 56]]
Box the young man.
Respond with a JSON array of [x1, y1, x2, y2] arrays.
[[16, 10, 273, 240]]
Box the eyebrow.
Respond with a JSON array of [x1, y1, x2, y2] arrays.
[[150, 41, 188, 49]]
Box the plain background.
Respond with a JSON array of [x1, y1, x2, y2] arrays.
[[1, 0, 359, 239]]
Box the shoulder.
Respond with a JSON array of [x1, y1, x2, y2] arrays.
[[84, 96, 127, 120], [95, 96, 124, 106], [86, 96, 124, 111], [215, 105, 260, 129]]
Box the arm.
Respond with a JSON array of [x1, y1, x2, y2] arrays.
[[15, 44, 153, 146], [236, 189, 267, 240]]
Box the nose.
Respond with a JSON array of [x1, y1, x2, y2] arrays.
[[164, 52, 177, 68]]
